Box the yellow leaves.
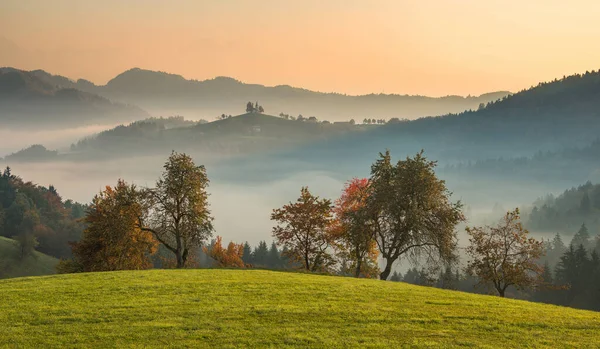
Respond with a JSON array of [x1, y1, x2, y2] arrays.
[[73, 179, 157, 272]]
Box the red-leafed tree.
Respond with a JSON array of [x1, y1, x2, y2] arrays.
[[330, 178, 379, 278]]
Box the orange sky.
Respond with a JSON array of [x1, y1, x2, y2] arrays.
[[1, 0, 600, 96]]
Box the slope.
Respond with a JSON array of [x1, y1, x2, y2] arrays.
[[0, 269, 598, 347], [0, 236, 58, 279]]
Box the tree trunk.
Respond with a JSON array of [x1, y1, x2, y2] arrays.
[[176, 249, 184, 268], [355, 259, 362, 278], [380, 261, 393, 280], [304, 252, 310, 271]]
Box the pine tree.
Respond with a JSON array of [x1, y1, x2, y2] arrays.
[[390, 271, 403, 282], [580, 192, 591, 213], [571, 223, 592, 251], [253, 241, 269, 267], [242, 242, 253, 266], [533, 262, 555, 304], [267, 242, 281, 269]]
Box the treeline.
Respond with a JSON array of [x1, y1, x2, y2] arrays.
[[526, 182, 600, 233], [0, 167, 85, 259], [70, 116, 200, 153], [57, 150, 465, 281], [440, 139, 600, 184], [4, 150, 578, 310], [530, 225, 600, 311]]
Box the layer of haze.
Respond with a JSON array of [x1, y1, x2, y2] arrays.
[[2, 0, 600, 96]]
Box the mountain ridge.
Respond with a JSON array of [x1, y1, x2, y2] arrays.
[[2, 66, 511, 122]]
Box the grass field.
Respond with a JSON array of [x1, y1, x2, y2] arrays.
[[0, 236, 58, 279], [0, 269, 599, 348]]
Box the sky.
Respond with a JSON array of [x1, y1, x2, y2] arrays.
[[1, 0, 600, 96]]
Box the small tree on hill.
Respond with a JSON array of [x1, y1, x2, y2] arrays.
[[258, 105, 264, 113], [466, 209, 545, 297], [140, 152, 214, 268], [330, 178, 378, 278], [271, 187, 334, 272], [246, 102, 254, 113], [366, 150, 464, 280], [71, 180, 158, 271]]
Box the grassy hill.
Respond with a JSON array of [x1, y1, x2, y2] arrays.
[[0, 236, 58, 279], [0, 269, 598, 347]]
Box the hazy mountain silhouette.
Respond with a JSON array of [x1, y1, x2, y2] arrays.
[[0, 68, 149, 129], [24, 67, 510, 122]]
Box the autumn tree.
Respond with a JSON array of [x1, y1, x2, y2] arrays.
[[466, 208, 545, 297], [271, 187, 334, 272], [140, 152, 214, 268], [366, 150, 464, 280], [203, 236, 245, 268], [71, 180, 158, 272], [330, 178, 379, 278]]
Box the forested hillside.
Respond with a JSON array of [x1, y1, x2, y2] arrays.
[[0, 167, 86, 260]]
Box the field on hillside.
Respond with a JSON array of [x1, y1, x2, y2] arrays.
[[0, 237, 58, 279], [1, 270, 599, 348]]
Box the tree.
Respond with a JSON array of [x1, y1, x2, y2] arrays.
[[466, 209, 545, 297], [253, 240, 269, 267], [271, 187, 334, 272], [330, 178, 378, 278], [580, 192, 591, 213], [71, 180, 158, 271], [533, 261, 556, 304], [555, 244, 591, 306], [258, 105, 265, 113], [571, 223, 592, 251], [542, 233, 568, 268], [246, 101, 254, 113], [349, 119, 356, 125], [437, 265, 458, 290], [390, 270, 403, 282], [203, 236, 245, 268], [366, 151, 464, 280], [140, 152, 214, 268], [267, 242, 281, 269], [242, 242, 253, 265]]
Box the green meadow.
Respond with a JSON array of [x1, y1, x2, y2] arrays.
[[1, 269, 599, 348]]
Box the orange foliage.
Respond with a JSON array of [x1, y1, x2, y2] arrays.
[[203, 236, 246, 268], [71, 180, 158, 272], [330, 178, 379, 278]]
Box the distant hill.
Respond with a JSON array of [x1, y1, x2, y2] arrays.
[[60, 112, 364, 160], [267, 69, 600, 170], [0, 269, 599, 347], [2, 144, 58, 162], [17, 67, 510, 122], [0, 237, 58, 279], [0, 68, 149, 129]]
